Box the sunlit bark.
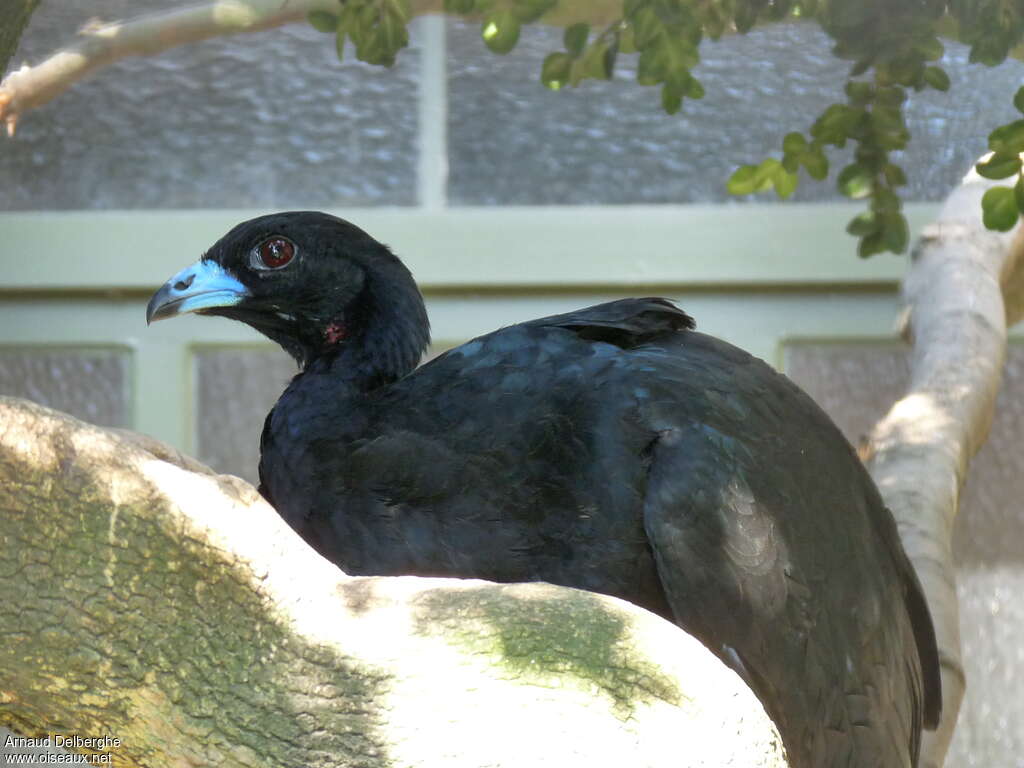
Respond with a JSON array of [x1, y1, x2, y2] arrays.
[[865, 160, 1024, 768]]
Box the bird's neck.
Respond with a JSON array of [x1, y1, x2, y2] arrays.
[[300, 269, 430, 392]]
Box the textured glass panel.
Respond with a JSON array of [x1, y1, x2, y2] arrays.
[[784, 342, 1024, 768], [0, 348, 129, 427], [952, 566, 1024, 768], [194, 346, 298, 484], [447, 20, 1024, 205], [1, 2, 421, 209], [783, 344, 910, 447]]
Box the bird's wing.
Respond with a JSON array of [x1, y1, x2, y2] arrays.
[[639, 420, 794, 684], [523, 298, 695, 348], [635, 331, 936, 767]]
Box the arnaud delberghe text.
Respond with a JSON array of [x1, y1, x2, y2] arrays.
[[5, 734, 121, 750]]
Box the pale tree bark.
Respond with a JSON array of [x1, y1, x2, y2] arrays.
[[0, 396, 786, 768], [864, 162, 1024, 768]]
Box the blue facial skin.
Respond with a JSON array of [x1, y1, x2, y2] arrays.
[[147, 259, 248, 324]]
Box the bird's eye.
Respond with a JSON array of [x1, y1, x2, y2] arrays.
[[252, 237, 296, 270]]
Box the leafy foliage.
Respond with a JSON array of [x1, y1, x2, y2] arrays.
[[976, 86, 1024, 232], [311, 1, 1024, 255], [308, 0, 411, 66]]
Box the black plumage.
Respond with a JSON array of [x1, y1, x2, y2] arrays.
[[148, 211, 941, 767]]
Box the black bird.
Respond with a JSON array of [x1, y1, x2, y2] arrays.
[[148, 211, 940, 767]]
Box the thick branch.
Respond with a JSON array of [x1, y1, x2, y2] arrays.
[[0, 396, 786, 767], [865, 161, 1024, 768]]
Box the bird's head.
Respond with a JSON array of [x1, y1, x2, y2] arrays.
[[147, 211, 430, 380]]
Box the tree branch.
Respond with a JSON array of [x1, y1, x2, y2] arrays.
[[0, 0, 358, 136], [865, 159, 1024, 768], [0, 395, 786, 767], [0, 0, 787, 136]]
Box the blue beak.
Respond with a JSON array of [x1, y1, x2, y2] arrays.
[[147, 259, 249, 324]]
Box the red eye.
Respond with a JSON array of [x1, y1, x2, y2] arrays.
[[257, 237, 295, 269]]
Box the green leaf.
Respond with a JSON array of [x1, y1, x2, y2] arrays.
[[811, 104, 856, 147], [976, 153, 1023, 180], [774, 169, 798, 199], [753, 158, 782, 191], [882, 212, 909, 253], [734, 0, 759, 33], [915, 36, 944, 62], [540, 52, 572, 90], [512, 0, 556, 24], [444, 0, 477, 13], [802, 149, 829, 180], [1015, 174, 1024, 214], [923, 66, 950, 92], [849, 58, 872, 77], [481, 11, 520, 54], [837, 163, 873, 199], [661, 83, 682, 115], [727, 165, 760, 195], [579, 40, 616, 81], [883, 56, 924, 88], [846, 211, 878, 237], [564, 23, 589, 56], [969, 38, 1009, 67], [783, 132, 808, 156], [619, 26, 637, 54], [379, 4, 409, 59], [1015, 86, 1024, 115], [845, 80, 873, 105], [874, 86, 906, 107], [636, 46, 662, 86], [857, 230, 886, 258], [632, 7, 661, 48], [883, 163, 907, 187], [308, 10, 339, 33], [982, 186, 1020, 231], [702, 9, 727, 39], [871, 185, 900, 213], [871, 106, 909, 150], [728, 161, 785, 196], [989, 120, 1024, 154], [686, 76, 705, 99], [344, 0, 410, 67]]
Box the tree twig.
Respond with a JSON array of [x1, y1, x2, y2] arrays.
[[0, 0, 350, 136]]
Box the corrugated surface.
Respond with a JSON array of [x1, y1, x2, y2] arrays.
[[784, 341, 1024, 767], [447, 19, 1023, 205], [0, 348, 129, 427], [1, 1, 421, 209]]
